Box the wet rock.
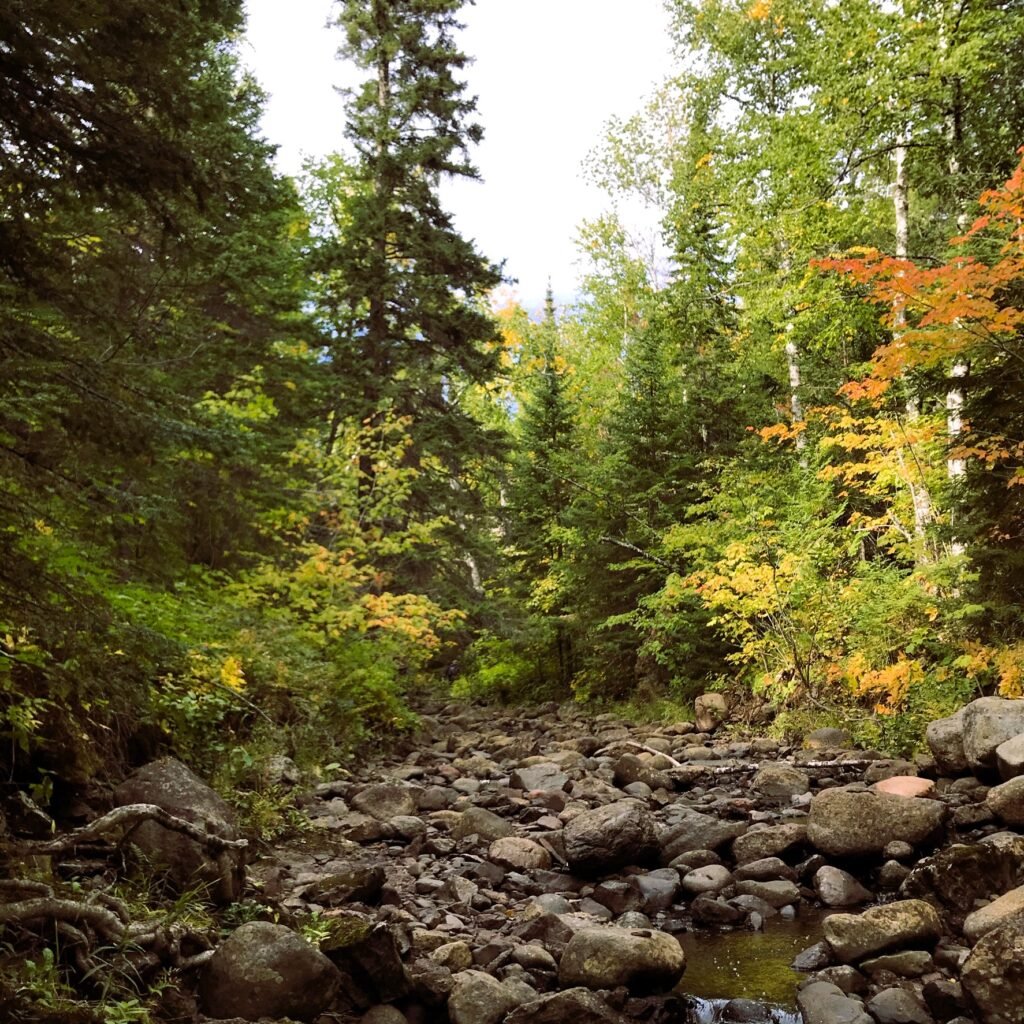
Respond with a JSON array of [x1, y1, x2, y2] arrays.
[[691, 895, 746, 926], [488, 837, 551, 870], [807, 788, 945, 857], [694, 693, 728, 732], [199, 921, 340, 1021], [721, 998, 777, 1022], [796, 981, 872, 1024], [823, 900, 942, 963], [662, 808, 747, 862], [564, 800, 659, 875], [559, 927, 685, 992], [114, 757, 243, 903], [961, 915, 1024, 1024], [793, 941, 834, 971], [447, 970, 520, 1024], [813, 866, 873, 907], [866, 988, 934, 1024], [351, 784, 418, 821], [962, 696, 1024, 774], [962, 884, 1024, 943], [750, 763, 810, 799], [505, 987, 626, 1024], [731, 823, 805, 865], [454, 806, 514, 841]]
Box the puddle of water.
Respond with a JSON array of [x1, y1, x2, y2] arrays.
[[674, 911, 826, 1010]]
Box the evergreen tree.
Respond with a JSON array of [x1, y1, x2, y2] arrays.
[[328, 0, 503, 540]]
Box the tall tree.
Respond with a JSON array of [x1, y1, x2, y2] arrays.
[[328, 0, 503, 537]]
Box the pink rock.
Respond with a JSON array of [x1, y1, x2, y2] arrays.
[[872, 776, 935, 798]]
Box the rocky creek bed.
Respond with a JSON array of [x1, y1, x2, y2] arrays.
[[7, 693, 1024, 1024]]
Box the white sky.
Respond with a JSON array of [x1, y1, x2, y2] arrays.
[[241, 0, 675, 313]]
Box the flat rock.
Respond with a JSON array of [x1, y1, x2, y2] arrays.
[[488, 837, 551, 870], [750, 763, 810, 799], [505, 987, 625, 1024], [448, 970, 520, 1024], [872, 776, 935, 798], [661, 808, 747, 862], [454, 806, 514, 841], [351, 784, 418, 821], [963, 884, 1024, 943], [510, 764, 571, 793], [731, 823, 805, 865]]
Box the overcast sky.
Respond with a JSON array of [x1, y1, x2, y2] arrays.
[[241, 1, 675, 313]]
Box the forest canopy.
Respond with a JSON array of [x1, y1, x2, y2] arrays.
[[3, 0, 1024, 792]]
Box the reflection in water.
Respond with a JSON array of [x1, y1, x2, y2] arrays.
[[682, 995, 802, 1024], [674, 911, 826, 1012]]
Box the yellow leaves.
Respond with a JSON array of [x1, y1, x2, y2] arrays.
[[219, 655, 246, 693], [758, 421, 806, 445], [748, 0, 772, 19], [846, 652, 923, 714]]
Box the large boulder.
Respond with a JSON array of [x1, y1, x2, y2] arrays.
[[750, 763, 810, 799], [962, 916, 1024, 1024], [488, 837, 551, 871], [731, 823, 805, 865], [813, 866, 873, 908], [447, 970, 520, 1024], [962, 696, 1024, 774], [694, 693, 728, 732], [351, 784, 418, 821], [925, 708, 969, 776], [995, 734, 1024, 781], [613, 754, 673, 792], [807, 788, 945, 857], [660, 807, 747, 862], [199, 921, 340, 1021], [454, 806, 514, 841], [900, 838, 1024, 931], [114, 757, 243, 903], [510, 764, 571, 793], [558, 927, 685, 992], [823, 900, 942, 963], [564, 800, 658, 875]]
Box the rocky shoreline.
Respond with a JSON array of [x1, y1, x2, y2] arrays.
[[12, 694, 1024, 1024]]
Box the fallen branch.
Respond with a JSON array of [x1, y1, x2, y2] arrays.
[[23, 804, 247, 856]]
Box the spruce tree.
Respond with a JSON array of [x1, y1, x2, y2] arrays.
[[330, 0, 503, 524]]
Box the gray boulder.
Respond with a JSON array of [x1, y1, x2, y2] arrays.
[[961, 915, 1024, 1024], [995, 733, 1024, 781], [823, 900, 942, 963], [694, 692, 728, 732], [114, 757, 243, 903], [351, 783, 418, 821], [510, 763, 571, 793], [559, 927, 685, 992], [962, 885, 1024, 943], [866, 988, 934, 1024], [985, 775, 1024, 826], [454, 805, 514, 841], [661, 807, 747, 862], [797, 981, 873, 1024], [807, 788, 945, 857], [926, 708, 968, 776], [814, 866, 873, 908], [962, 696, 1024, 774], [564, 800, 658, 875], [447, 970, 520, 1024], [199, 921, 340, 1021], [613, 753, 673, 791], [731, 823, 805, 865]]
